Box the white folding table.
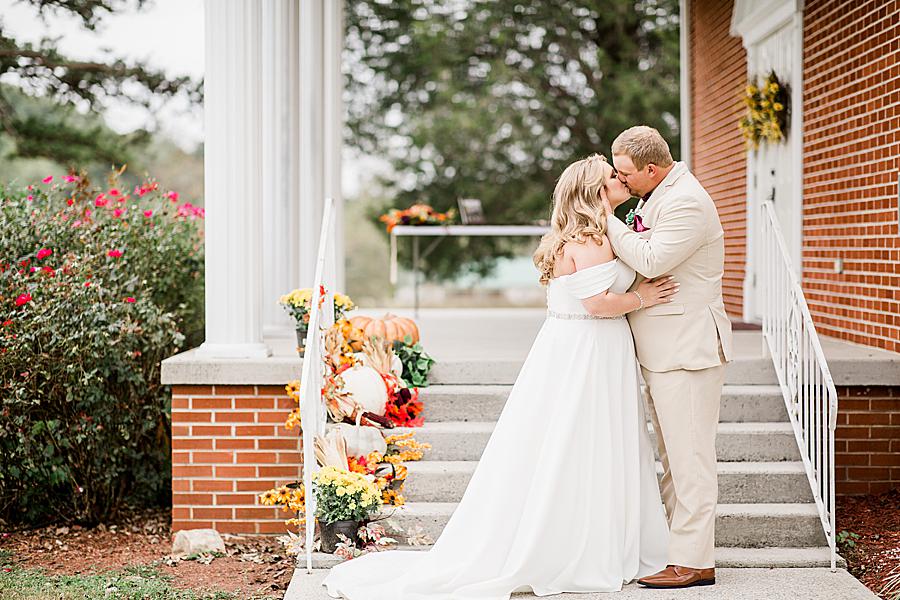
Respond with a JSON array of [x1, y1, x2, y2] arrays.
[[389, 224, 550, 316]]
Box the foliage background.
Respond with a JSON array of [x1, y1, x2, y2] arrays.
[[344, 0, 681, 283]]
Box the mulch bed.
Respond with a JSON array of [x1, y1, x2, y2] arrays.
[[837, 488, 900, 599], [0, 507, 295, 598]]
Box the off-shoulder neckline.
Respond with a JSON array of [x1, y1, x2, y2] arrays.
[[550, 258, 619, 282]]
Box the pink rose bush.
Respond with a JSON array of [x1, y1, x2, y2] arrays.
[[0, 169, 205, 525]]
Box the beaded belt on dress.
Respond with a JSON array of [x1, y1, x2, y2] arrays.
[[546, 310, 625, 320]]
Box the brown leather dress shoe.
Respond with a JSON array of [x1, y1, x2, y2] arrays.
[[637, 565, 716, 588]]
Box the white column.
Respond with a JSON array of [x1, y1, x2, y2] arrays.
[[324, 0, 345, 292], [299, 0, 345, 293], [298, 1, 325, 289], [198, 0, 270, 358], [262, 0, 302, 337]]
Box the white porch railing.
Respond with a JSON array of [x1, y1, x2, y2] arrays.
[[759, 200, 838, 570], [298, 198, 337, 573]]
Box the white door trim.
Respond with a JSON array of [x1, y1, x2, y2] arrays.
[[734, 2, 804, 323], [679, 0, 692, 167], [731, 0, 804, 46]]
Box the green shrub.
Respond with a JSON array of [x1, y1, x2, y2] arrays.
[[0, 170, 204, 525]]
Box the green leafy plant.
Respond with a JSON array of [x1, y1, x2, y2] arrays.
[[392, 335, 435, 388], [836, 529, 861, 552], [0, 170, 204, 525]]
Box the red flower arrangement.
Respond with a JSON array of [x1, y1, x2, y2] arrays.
[[381, 372, 424, 427]]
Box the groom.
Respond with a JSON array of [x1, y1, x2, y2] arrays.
[[600, 126, 733, 589]]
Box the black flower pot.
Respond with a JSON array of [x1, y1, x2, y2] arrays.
[[319, 519, 362, 553], [295, 325, 308, 357]]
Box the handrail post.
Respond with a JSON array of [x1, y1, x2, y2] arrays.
[[299, 198, 336, 573]]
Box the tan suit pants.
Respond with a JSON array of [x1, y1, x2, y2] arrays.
[[641, 342, 726, 569]]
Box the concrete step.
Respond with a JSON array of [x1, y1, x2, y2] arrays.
[[371, 502, 827, 548], [402, 461, 814, 504], [394, 421, 800, 462], [428, 357, 777, 385], [420, 384, 789, 423], [290, 566, 874, 600], [303, 545, 842, 570]]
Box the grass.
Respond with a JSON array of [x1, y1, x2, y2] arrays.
[[0, 564, 240, 600]]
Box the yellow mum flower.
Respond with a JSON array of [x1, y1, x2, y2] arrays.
[[285, 408, 302, 430]]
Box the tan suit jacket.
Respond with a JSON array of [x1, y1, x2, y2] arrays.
[[607, 162, 733, 372]]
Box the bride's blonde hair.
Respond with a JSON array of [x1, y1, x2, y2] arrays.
[[533, 154, 610, 285]]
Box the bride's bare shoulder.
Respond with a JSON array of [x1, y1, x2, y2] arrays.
[[564, 236, 614, 270]]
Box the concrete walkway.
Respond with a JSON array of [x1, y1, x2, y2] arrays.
[[285, 567, 878, 600]]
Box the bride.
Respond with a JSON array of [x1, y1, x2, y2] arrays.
[[323, 154, 678, 599]]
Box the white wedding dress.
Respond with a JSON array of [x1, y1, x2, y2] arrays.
[[323, 259, 669, 600]]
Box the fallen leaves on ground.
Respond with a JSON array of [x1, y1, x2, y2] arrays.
[[837, 488, 900, 599], [0, 507, 294, 598]]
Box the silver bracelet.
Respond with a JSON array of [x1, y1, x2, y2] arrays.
[[632, 290, 644, 310]]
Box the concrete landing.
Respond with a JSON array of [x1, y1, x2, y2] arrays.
[[285, 567, 877, 600], [161, 308, 900, 386]]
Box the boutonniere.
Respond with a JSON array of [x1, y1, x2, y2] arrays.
[[624, 207, 649, 232]]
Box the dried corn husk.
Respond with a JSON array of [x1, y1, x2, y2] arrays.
[[314, 428, 349, 469], [324, 325, 345, 371], [324, 373, 359, 422], [360, 336, 394, 376]]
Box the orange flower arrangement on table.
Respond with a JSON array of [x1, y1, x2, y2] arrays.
[[379, 203, 456, 233]]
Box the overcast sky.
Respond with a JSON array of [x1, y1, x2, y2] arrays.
[[1, 0, 205, 149]]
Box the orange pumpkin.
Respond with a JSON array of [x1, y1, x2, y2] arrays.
[[349, 313, 419, 345]]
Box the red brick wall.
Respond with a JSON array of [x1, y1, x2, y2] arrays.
[[803, 0, 900, 353], [689, 0, 749, 318], [835, 386, 900, 495], [171, 385, 299, 534], [168, 383, 894, 533]]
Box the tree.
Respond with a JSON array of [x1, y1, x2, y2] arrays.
[[345, 0, 680, 280], [0, 0, 201, 166]]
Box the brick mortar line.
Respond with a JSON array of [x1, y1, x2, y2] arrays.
[[805, 25, 900, 73], [804, 141, 900, 168], [811, 327, 900, 346], [804, 66, 900, 102], [809, 331, 898, 348]]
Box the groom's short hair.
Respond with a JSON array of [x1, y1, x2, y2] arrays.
[[612, 126, 674, 171]]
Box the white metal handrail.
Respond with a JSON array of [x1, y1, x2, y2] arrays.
[[298, 198, 337, 573], [759, 200, 838, 570]]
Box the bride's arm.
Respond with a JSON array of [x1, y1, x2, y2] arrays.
[[582, 277, 678, 317], [567, 237, 678, 317]]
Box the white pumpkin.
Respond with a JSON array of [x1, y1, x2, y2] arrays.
[[328, 422, 387, 457], [341, 364, 388, 415]]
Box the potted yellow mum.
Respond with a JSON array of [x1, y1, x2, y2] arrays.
[[314, 466, 382, 553], [279, 286, 355, 356]]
